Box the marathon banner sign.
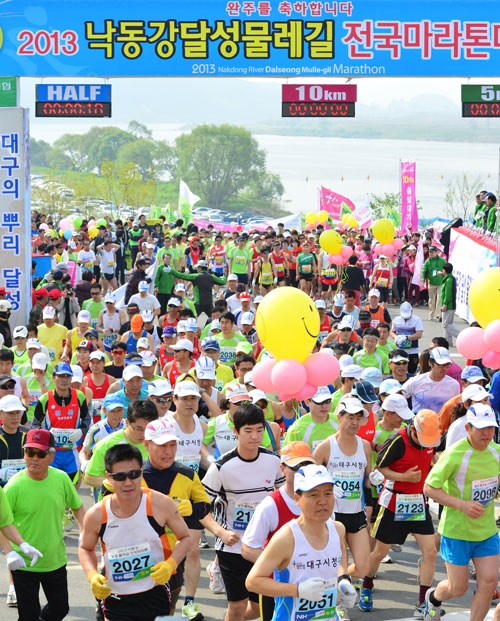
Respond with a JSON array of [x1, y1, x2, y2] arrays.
[[448, 227, 497, 324], [1, 1, 500, 77]]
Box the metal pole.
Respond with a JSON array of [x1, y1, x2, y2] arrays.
[[497, 146, 500, 265]]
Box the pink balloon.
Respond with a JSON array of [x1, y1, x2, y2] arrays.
[[393, 238, 404, 250], [327, 254, 336, 263], [484, 320, 500, 353], [293, 383, 317, 401], [341, 245, 353, 258], [374, 243, 383, 256], [277, 392, 294, 402], [271, 359, 307, 394], [252, 359, 277, 393], [383, 243, 395, 256], [88, 219, 96, 226], [483, 349, 500, 370], [305, 223, 315, 230], [456, 327, 488, 360], [331, 254, 344, 266], [304, 352, 340, 386]]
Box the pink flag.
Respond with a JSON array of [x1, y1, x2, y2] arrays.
[[319, 186, 355, 220], [400, 162, 419, 233]]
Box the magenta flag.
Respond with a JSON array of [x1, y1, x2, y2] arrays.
[[400, 162, 419, 233], [319, 186, 355, 220]]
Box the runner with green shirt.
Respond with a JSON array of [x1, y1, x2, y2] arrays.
[[16, 338, 53, 379], [353, 328, 390, 375], [421, 246, 446, 322], [82, 284, 105, 330], [10, 326, 29, 373], [84, 398, 158, 493], [228, 237, 251, 287], [214, 312, 248, 367], [25, 353, 54, 422], [424, 403, 500, 621], [330, 364, 363, 414], [296, 241, 317, 296], [284, 387, 338, 451], [376, 323, 397, 358]]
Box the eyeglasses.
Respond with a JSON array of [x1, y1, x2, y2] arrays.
[[391, 360, 408, 366], [91, 292, 100, 296], [112, 350, 126, 355], [107, 468, 142, 482], [153, 396, 173, 403], [25, 448, 49, 458]]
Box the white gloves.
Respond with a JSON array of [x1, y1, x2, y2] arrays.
[[6, 551, 25, 571], [68, 429, 83, 443], [395, 335, 408, 347], [0, 467, 17, 484], [333, 484, 344, 499], [19, 542, 43, 567], [369, 469, 385, 487], [80, 459, 89, 473], [297, 577, 326, 602], [338, 579, 357, 609]]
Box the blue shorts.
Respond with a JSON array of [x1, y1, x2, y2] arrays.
[[440, 533, 500, 566], [236, 273, 248, 285]]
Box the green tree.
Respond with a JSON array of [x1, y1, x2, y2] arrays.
[[370, 193, 401, 220], [30, 138, 52, 167], [444, 173, 483, 221], [128, 120, 153, 140], [87, 127, 137, 172], [46, 148, 72, 170], [116, 138, 174, 180], [174, 124, 270, 207], [98, 159, 157, 218]]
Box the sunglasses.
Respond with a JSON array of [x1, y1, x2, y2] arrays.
[[0, 383, 16, 390], [112, 350, 126, 355], [107, 468, 142, 482], [392, 360, 408, 366], [25, 448, 49, 458], [91, 292, 100, 295], [153, 396, 173, 403]]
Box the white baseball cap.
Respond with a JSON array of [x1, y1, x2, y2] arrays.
[[77, 310, 91, 323], [311, 386, 333, 404], [338, 316, 354, 331], [176, 320, 187, 333], [0, 395, 25, 412], [70, 365, 84, 383], [379, 378, 405, 395], [27, 338, 41, 350], [32, 352, 48, 371], [466, 403, 498, 429], [104, 292, 116, 304], [137, 337, 150, 350], [13, 326, 28, 339], [368, 288, 381, 298], [42, 306, 56, 319], [140, 351, 156, 367], [138, 281, 149, 292], [89, 350, 106, 361], [174, 380, 200, 398], [172, 338, 194, 353], [175, 283, 186, 292], [339, 354, 354, 369], [333, 293, 345, 306], [249, 389, 268, 405], [225, 383, 250, 403], [381, 393, 414, 420], [227, 274, 238, 281], [145, 419, 178, 445], [254, 295, 264, 304], [462, 384, 492, 403], [185, 318, 198, 332], [361, 366, 383, 388], [148, 379, 173, 397], [241, 312, 254, 326], [195, 356, 217, 381], [123, 365, 144, 381], [337, 397, 366, 415], [167, 297, 180, 307], [141, 309, 154, 323], [430, 347, 452, 365], [294, 464, 334, 492], [341, 364, 363, 379], [314, 299, 326, 309]]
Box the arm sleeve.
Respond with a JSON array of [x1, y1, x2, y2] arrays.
[[86, 442, 106, 477], [203, 418, 216, 446], [32, 393, 49, 428], [376, 433, 405, 468], [64, 472, 83, 510], [0, 486, 13, 528], [212, 274, 227, 285], [170, 267, 196, 282], [77, 392, 91, 435]]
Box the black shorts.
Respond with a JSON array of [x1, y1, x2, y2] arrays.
[[102, 584, 171, 621], [103, 273, 115, 281], [216, 550, 259, 603], [299, 273, 313, 282], [321, 282, 336, 292], [259, 282, 272, 290], [335, 511, 367, 534], [236, 273, 249, 285], [370, 502, 381, 524], [277, 275, 286, 283], [371, 504, 434, 544]]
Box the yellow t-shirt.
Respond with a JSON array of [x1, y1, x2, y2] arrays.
[[215, 363, 234, 391], [37, 323, 68, 363]]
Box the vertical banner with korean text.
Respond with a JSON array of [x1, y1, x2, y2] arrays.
[[400, 162, 418, 233], [0, 108, 31, 325]]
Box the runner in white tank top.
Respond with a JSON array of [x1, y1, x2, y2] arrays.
[[313, 397, 373, 583], [246, 464, 356, 621]]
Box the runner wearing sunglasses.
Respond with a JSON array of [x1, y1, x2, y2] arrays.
[[79, 443, 191, 621]]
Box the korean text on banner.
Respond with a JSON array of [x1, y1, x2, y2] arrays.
[[400, 162, 418, 233], [449, 228, 497, 323], [0, 108, 31, 325], [352, 200, 372, 229], [319, 187, 355, 220]]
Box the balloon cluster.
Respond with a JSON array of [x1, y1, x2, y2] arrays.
[[305, 210, 329, 229], [253, 288, 340, 400], [371, 219, 402, 257], [457, 267, 500, 369], [317, 230, 353, 266], [340, 212, 358, 230]]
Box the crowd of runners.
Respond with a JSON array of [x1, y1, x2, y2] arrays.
[[0, 212, 498, 621]]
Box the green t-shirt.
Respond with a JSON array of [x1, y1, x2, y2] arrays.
[[425, 437, 500, 541], [284, 413, 338, 451], [10, 348, 29, 373], [214, 333, 248, 366], [4, 467, 82, 572], [87, 429, 148, 478], [17, 361, 54, 379], [82, 299, 105, 329], [353, 350, 390, 374], [329, 389, 344, 413], [229, 248, 250, 274], [376, 341, 397, 358], [296, 252, 315, 275], [370, 423, 402, 498], [0, 485, 13, 528], [203, 413, 275, 451]]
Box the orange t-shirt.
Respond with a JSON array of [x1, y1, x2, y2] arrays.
[[438, 393, 462, 432]]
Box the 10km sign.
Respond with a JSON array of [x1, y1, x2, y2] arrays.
[[282, 84, 357, 103]]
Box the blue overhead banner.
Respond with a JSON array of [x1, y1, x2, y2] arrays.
[[1, 1, 500, 77]]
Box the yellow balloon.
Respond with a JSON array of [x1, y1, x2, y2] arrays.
[[88, 226, 98, 239], [318, 210, 329, 223], [347, 215, 358, 228], [341, 214, 350, 225], [305, 211, 317, 225], [372, 218, 395, 244], [255, 287, 320, 362], [319, 230, 342, 255], [469, 267, 500, 328]]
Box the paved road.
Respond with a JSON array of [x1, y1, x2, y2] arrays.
[[1, 306, 492, 621]]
